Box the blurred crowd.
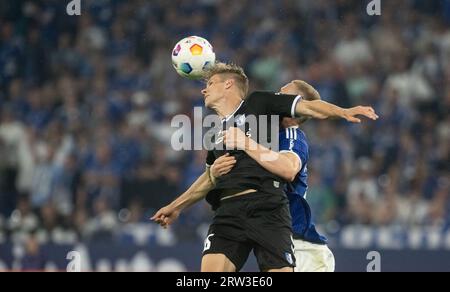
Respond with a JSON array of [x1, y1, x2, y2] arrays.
[[0, 0, 449, 246]]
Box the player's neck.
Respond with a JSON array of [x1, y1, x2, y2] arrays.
[[215, 94, 244, 120]]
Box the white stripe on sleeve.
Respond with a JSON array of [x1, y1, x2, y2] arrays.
[[291, 95, 302, 118]]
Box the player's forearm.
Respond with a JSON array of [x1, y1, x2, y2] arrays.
[[296, 99, 345, 119], [169, 171, 214, 211], [245, 139, 298, 182]]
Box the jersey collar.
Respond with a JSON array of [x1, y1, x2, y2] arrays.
[[222, 100, 244, 123]]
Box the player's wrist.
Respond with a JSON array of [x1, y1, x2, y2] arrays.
[[170, 202, 184, 213], [208, 168, 218, 185], [340, 108, 349, 119]]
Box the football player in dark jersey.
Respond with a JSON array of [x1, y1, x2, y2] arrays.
[[152, 63, 378, 272]]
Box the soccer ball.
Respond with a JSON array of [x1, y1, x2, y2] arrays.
[[171, 36, 216, 80]]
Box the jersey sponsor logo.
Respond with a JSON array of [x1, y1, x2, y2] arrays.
[[204, 234, 214, 252]]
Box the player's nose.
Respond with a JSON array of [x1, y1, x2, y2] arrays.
[[201, 88, 207, 96]]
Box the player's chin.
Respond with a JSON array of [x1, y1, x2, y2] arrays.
[[204, 99, 212, 108]]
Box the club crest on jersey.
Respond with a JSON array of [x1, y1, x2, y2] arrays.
[[235, 115, 246, 127], [273, 181, 280, 188]]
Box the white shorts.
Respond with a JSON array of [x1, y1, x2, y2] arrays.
[[293, 239, 335, 272]]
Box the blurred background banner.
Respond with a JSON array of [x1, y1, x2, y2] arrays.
[[2, 240, 450, 272], [0, 0, 449, 271]]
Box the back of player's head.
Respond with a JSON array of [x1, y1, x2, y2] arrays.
[[204, 62, 249, 98]]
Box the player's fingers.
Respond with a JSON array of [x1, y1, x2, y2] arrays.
[[369, 114, 378, 120], [162, 217, 173, 228], [218, 153, 231, 159], [361, 107, 379, 118], [363, 111, 378, 120], [216, 161, 236, 172], [347, 117, 361, 123], [218, 163, 234, 172], [220, 166, 234, 175], [150, 210, 162, 221], [217, 157, 236, 166], [221, 159, 237, 168], [216, 156, 234, 165]]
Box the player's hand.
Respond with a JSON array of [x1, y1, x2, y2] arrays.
[[211, 153, 237, 178], [150, 205, 180, 229], [223, 127, 250, 150], [343, 106, 379, 123]]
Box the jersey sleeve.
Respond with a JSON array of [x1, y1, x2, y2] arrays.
[[247, 91, 303, 118], [206, 151, 216, 168], [279, 128, 308, 167]]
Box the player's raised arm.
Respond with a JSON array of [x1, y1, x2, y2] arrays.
[[150, 169, 215, 228], [297, 100, 379, 123], [286, 80, 379, 122]]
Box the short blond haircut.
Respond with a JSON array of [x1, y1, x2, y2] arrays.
[[204, 62, 249, 97]]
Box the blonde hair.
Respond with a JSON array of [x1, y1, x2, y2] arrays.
[[204, 62, 249, 97]]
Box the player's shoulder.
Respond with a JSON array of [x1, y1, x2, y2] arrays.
[[280, 127, 308, 142], [246, 91, 277, 102], [296, 128, 307, 141]]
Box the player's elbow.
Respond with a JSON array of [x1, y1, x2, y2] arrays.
[[280, 168, 298, 182], [278, 155, 301, 182]]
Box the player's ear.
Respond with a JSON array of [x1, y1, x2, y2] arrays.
[[224, 79, 234, 89]]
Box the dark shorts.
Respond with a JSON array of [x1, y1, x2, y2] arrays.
[[202, 192, 295, 271]]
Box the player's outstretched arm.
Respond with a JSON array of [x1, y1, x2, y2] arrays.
[[150, 170, 215, 228], [296, 100, 379, 123], [290, 80, 379, 122]]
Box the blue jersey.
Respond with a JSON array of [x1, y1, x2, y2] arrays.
[[279, 127, 328, 245]]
